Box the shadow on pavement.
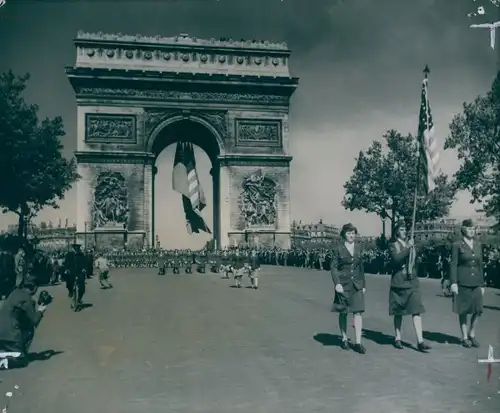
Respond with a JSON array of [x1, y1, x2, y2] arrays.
[[7, 349, 64, 370], [484, 305, 500, 311], [313, 333, 344, 347], [77, 303, 93, 311], [362, 328, 412, 348], [423, 331, 461, 344]]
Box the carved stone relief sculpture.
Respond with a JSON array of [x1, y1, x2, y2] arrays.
[[239, 170, 277, 228], [91, 170, 130, 229], [236, 120, 281, 146], [86, 114, 136, 143]]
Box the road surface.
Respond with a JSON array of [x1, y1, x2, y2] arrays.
[[1, 266, 499, 413]]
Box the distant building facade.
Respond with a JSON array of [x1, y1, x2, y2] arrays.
[[6, 220, 77, 250], [414, 215, 497, 242], [291, 220, 340, 247]]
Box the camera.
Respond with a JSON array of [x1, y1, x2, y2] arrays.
[[38, 290, 54, 306]]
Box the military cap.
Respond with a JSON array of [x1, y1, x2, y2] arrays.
[[340, 223, 358, 238], [394, 220, 407, 231], [462, 219, 474, 227]]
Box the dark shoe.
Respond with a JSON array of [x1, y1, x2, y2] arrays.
[[340, 340, 350, 350], [417, 341, 431, 352], [468, 337, 480, 348], [353, 343, 367, 354], [394, 340, 403, 350], [462, 339, 472, 348]]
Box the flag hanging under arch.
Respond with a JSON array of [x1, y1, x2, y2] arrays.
[[172, 142, 211, 234]]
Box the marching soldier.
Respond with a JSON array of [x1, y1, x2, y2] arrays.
[[172, 250, 181, 274], [95, 252, 113, 289], [331, 223, 366, 354], [232, 249, 246, 288], [220, 249, 232, 278], [185, 250, 194, 274], [209, 250, 218, 273], [388, 221, 431, 352], [158, 251, 166, 275], [449, 219, 485, 348], [248, 249, 260, 289], [166, 249, 175, 274], [196, 250, 207, 274]]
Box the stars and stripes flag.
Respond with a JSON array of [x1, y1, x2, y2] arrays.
[[172, 142, 211, 234], [418, 66, 440, 193], [409, 66, 440, 275]]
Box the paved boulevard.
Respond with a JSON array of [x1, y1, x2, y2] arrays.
[[1, 266, 500, 413]]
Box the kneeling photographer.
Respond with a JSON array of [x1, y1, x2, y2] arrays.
[[0, 271, 53, 363]]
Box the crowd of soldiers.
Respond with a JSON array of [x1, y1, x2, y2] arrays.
[[1, 241, 499, 297], [102, 244, 500, 288], [0, 245, 95, 298]]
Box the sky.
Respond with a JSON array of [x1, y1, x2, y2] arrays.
[[0, 0, 498, 249]]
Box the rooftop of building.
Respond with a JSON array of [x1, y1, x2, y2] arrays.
[[70, 32, 296, 81], [292, 220, 339, 232], [75, 31, 290, 52]]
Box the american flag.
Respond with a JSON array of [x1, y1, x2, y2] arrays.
[[418, 66, 439, 193]]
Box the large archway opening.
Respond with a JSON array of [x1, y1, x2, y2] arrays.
[[151, 119, 220, 250]]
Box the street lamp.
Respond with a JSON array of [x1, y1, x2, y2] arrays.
[[123, 223, 128, 250], [84, 221, 89, 250]]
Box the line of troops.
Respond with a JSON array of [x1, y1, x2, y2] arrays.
[[2, 243, 499, 297], [153, 249, 261, 288], [99, 246, 500, 285]]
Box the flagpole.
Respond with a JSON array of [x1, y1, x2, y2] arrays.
[[408, 65, 430, 274]]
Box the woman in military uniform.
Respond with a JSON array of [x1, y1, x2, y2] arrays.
[[388, 221, 430, 352], [450, 219, 485, 348], [330, 223, 366, 354]]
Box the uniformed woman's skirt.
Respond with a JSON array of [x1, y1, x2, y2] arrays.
[[332, 289, 365, 314], [452, 285, 483, 315], [389, 287, 425, 316]]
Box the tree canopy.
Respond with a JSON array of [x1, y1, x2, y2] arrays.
[[342, 130, 456, 236], [0, 71, 79, 236], [444, 71, 500, 220]]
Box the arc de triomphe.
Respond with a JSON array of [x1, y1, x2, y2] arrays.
[[66, 32, 298, 249]]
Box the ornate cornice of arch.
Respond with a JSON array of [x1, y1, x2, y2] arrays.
[[144, 108, 227, 154]]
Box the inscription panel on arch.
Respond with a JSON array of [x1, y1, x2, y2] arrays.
[[85, 114, 137, 144], [235, 119, 282, 148]]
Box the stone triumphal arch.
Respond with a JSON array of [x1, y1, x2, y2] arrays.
[[66, 32, 298, 249]]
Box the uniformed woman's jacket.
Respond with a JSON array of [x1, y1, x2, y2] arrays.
[[389, 240, 420, 289], [450, 239, 484, 287], [330, 243, 365, 292]]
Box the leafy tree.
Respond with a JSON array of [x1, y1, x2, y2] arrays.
[[0, 71, 79, 238], [342, 130, 456, 236], [444, 71, 500, 219]]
